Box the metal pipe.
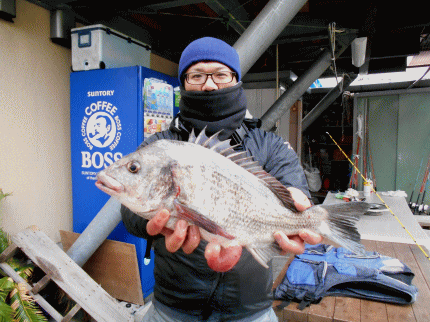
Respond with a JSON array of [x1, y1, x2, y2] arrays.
[[260, 49, 332, 131], [301, 73, 357, 132], [233, 0, 308, 77], [66, 196, 121, 267]]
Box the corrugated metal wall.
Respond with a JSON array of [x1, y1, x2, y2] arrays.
[[354, 88, 430, 207]]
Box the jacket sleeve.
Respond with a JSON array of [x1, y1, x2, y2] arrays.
[[120, 204, 152, 239], [244, 128, 311, 198], [120, 130, 180, 239]]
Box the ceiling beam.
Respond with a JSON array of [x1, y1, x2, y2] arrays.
[[205, 0, 249, 35], [144, 0, 206, 11]]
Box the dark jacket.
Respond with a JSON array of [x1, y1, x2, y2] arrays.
[[121, 117, 310, 320]]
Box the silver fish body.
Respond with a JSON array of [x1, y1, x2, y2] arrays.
[[96, 130, 368, 268]]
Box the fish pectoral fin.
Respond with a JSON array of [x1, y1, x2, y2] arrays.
[[246, 243, 283, 269], [173, 200, 235, 240]]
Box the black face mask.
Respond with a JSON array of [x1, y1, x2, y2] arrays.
[[178, 82, 247, 140]]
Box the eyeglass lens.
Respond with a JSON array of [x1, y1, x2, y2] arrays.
[[186, 72, 235, 85]]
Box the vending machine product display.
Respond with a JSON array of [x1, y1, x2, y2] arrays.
[[70, 66, 180, 297]]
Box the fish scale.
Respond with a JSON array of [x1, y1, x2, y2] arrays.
[[96, 128, 370, 269]]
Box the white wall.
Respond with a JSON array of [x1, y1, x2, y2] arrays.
[[0, 0, 73, 242], [0, 1, 179, 243]]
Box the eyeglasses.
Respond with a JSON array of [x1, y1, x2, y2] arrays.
[[184, 71, 236, 85]]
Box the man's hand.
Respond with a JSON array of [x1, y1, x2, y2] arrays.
[[146, 187, 322, 272], [273, 187, 323, 256], [146, 209, 201, 254]]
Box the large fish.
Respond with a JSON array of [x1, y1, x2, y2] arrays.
[[96, 129, 368, 268]]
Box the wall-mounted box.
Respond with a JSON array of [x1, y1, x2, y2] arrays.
[[0, 0, 16, 22]]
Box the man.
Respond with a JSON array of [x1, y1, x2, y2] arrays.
[[121, 37, 322, 321]]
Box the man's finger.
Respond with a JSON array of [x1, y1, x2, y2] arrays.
[[287, 187, 312, 211], [274, 231, 305, 255], [146, 209, 170, 236], [298, 229, 323, 245], [165, 219, 188, 253], [205, 242, 242, 272], [182, 225, 201, 254]]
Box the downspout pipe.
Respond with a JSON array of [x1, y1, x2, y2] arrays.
[[233, 0, 308, 77], [260, 49, 333, 131], [66, 196, 121, 267], [301, 73, 357, 132]]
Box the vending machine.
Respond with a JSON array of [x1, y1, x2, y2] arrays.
[[70, 66, 180, 297]]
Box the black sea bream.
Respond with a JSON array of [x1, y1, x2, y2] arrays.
[[96, 129, 368, 268]]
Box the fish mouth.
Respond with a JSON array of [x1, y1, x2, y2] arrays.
[[95, 174, 125, 196]]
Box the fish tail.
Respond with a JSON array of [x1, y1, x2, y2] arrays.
[[315, 202, 369, 255]]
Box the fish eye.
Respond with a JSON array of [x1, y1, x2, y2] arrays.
[[127, 161, 140, 174]]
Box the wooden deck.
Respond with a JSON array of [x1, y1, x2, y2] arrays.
[[273, 239, 430, 322]]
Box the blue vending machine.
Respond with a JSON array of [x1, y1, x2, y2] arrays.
[[70, 66, 180, 297]]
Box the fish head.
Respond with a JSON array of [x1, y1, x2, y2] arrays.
[[95, 144, 178, 218]]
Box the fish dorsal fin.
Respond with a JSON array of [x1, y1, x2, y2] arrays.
[[254, 170, 298, 212], [188, 127, 233, 155], [188, 127, 298, 212]]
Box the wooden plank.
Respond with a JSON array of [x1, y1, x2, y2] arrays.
[[333, 297, 361, 322], [12, 226, 133, 322], [409, 244, 430, 290], [361, 239, 377, 251], [0, 243, 18, 263], [376, 240, 396, 258], [393, 243, 429, 322], [385, 303, 415, 322], [60, 230, 144, 306], [62, 304, 81, 322], [0, 262, 64, 321], [273, 305, 284, 321], [308, 296, 335, 322], [360, 299, 388, 322], [31, 274, 51, 294], [360, 240, 389, 322], [376, 241, 415, 322], [283, 302, 309, 322]]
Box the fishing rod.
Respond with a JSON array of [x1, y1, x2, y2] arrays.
[[410, 157, 425, 209], [417, 173, 430, 215], [410, 130, 430, 210], [349, 114, 363, 190], [413, 153, 430, 214], [368, 141, 377, 192], [326, 132, 430, 262], [363, 112, 369, 181]]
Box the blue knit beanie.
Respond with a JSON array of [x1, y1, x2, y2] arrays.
[[178, 37, 241, 85]]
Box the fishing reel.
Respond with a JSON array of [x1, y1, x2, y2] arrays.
[[410, 202, 429, 215]]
